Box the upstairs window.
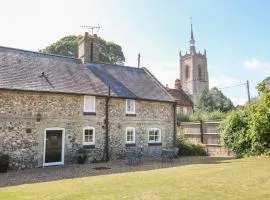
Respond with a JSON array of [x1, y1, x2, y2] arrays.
[[126, 127, 135, 144], [84, 96, 95, 113], [83, 126, 95, 145], [126, 99, 136, 114], [148, 128, 161, 143]]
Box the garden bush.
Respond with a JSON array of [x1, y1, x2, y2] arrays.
[[176, 133, 207, 156], [221, 83, 270, 156]]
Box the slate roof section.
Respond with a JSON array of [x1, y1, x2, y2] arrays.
[[166, 88, 193, 106], [0, 46, 110, 96], [0, 46, 174, 102], [87, 63, 174, 102]]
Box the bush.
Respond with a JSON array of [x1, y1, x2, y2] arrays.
[[0, 153, 9, 165], [177, 110, 227, 122], [221, 83, 270, 156], [176, 133, 207, 156], [76, 148, 87, 164]]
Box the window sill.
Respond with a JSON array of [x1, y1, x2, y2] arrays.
[[125, 114, 136, 117], [83, 112, 96, 115], [125, 143, 136, 147], [83, 144, 95, 149], [148, 143, 162, 146]]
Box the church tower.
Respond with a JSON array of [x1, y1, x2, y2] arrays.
[[179, 22, 209, 105]]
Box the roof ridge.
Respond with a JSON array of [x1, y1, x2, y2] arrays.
[[0, 46, 81, 63], [87, 62, 144, 70], [141, 67, 175, 102]]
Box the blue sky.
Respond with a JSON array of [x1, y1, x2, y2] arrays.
[[1, 0, 269, 105]]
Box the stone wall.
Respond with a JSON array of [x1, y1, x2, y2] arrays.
[[0, 90, 174, 169], [179, 121, 231, 156]]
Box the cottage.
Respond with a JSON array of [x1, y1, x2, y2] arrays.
[[0, 33, 176, 169], [166, 79, 193, 115]]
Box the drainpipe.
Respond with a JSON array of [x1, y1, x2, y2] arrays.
[[173, 101, 177, 146], [105, 85, 110, 161], [200, 120, 204, 144]]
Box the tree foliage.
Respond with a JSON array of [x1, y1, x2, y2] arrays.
[[221, 83, 270, 156], [42, 35, 125, 65], [197, 87, 234, 112]]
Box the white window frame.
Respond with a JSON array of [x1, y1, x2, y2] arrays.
[[83, 126, 95, 145], [43, 127, 65, 167], [148, 128, 161, 143], [83, 96, 96, 113], [126, 127, 136, 144], [126, 99, 136, 114]]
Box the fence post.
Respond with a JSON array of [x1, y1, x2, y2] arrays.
[[200, 120, 204, 144]]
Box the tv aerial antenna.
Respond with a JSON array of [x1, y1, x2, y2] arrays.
[[80, 25, 100, 35]]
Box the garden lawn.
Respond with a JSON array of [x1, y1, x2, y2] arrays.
[[0, 157, 270, 200]]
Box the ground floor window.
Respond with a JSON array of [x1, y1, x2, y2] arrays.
[[148, 128, 161, 143], [126, 127, 135, 143], [83, 126, 95, 145]]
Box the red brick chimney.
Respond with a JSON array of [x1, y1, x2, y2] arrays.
[[175, 79, 181, 90]]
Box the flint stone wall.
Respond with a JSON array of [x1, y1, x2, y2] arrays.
[[0, 90, 174, 169]]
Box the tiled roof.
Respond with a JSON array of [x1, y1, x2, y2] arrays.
[[166, 88, 193, 106], [0, 46, 174, 102]]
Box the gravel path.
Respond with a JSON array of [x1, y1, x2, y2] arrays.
[[0, 156, 232, 188]]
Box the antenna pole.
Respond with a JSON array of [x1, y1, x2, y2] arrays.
[[80, 25, 100, 35], [138, 53, 141, 68], [246, 80, 251, 103]]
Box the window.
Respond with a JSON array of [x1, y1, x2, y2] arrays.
[[185, 65, 190, 80], [83, 126, 95, 145], [183, 107, 188, 115], [126, 127, 135, 143], [198, 65, 202, 80], [126, 99, 135, 114], [148, 128, 161, 143], [84, 96, 95, 113]]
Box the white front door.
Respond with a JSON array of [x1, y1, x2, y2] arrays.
[[43, 128, 65, 166]]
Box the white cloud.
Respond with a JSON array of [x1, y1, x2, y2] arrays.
[[242, 58, 270, 73], [209, 75, 242, 88]]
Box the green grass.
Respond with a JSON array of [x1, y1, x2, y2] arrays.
[[1, 157, 270, 200]]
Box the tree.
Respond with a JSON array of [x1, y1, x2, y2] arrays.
[[221, 83, 270, 156], [262, 76, 270, 85], [197, 87, 234, 112], [42, 35, 125, 65]]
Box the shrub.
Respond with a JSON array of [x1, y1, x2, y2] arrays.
[[0, 153, 9, 165], [177, 110, 227, 122], [176, 133, 207, 156], [221, 83, 270, 156], [76, 148, 87, 164]]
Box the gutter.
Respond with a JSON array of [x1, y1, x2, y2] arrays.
[[173, 101, 177, 146]]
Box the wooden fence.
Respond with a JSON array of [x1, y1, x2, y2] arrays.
[[178, 121, 232, 156]]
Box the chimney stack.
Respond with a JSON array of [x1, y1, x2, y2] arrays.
[[175, 79, 181, 90], [78, 32, 99, 63]]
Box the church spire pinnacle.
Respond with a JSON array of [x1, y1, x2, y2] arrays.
[[191, 20, 194, 41], [189, 17, 196, 54]]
